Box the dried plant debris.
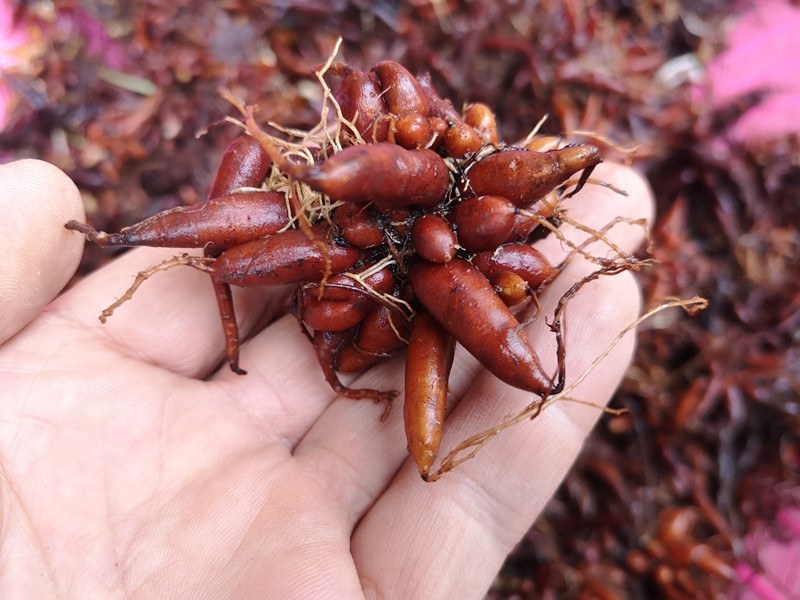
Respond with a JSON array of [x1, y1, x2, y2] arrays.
[[2, 1, 798, 597]]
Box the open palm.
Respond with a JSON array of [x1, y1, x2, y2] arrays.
[[0, 159, 651, 598]]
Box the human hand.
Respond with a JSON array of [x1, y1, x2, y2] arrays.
[[0, 158, 651, 598]]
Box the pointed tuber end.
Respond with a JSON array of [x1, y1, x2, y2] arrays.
[[64, 220, 111, 246]]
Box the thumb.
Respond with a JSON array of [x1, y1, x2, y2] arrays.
[[0, 159, 85, 344]]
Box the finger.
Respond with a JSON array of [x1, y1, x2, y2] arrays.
[[292, 163, 653, 528], [0, 160, 85, 344]]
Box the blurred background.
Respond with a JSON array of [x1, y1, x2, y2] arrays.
[[1, 1, 798, 597]]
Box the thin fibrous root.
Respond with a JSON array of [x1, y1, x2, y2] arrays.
[[559, 213, 643, 263], [520, 114, 550, 146], [560, 176, 629, 197], [423, 296, 708, 482], [521, 211, 631, 268], [565, 130, 640, 155], [542, 261, 644, 401], [562, 213, 654, 257], [99, 254, 214, 323], [519, 208, 653, 271], [379, 398, 394, 422]]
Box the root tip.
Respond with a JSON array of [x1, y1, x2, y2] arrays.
[[231, 363, 247, 375], [65, 220, 111, 245], [378, 394, 396, 421], [65, 220, 95, 235]]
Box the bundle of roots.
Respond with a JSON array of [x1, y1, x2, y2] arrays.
[[66, 53, 641, 479]]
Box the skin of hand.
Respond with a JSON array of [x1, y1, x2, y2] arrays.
[[0, 158, 652, 598]]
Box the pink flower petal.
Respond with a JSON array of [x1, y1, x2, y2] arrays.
[[704, 0, 800, 142], [0, 0, 30, 70], [732, 509, 800, 600]]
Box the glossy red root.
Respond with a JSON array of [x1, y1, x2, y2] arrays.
[[66, 191, 289, 250], [336, 303, 410, 372], [411, 215, 457, 264], [215, 226, 362, 287], [313, 330, 398, 404], [331, 63, 389, 143], [270, 143, 450, 210], [472, 243, 557, 289], [404, 309, 455, 478], [208, 135, 272, 198], [450, 195, 516, 252], [409, 258, 554, 396], [467, 146, 602, 207]]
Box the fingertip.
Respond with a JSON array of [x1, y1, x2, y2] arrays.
[[0, 159, 85, 343]]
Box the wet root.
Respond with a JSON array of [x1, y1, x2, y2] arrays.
[[99, 254, 214, 323]]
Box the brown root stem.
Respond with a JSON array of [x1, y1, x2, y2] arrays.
[[99, 254, 213, 323]]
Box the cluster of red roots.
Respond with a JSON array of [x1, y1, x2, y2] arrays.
[[66, 56, 623, 479]]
